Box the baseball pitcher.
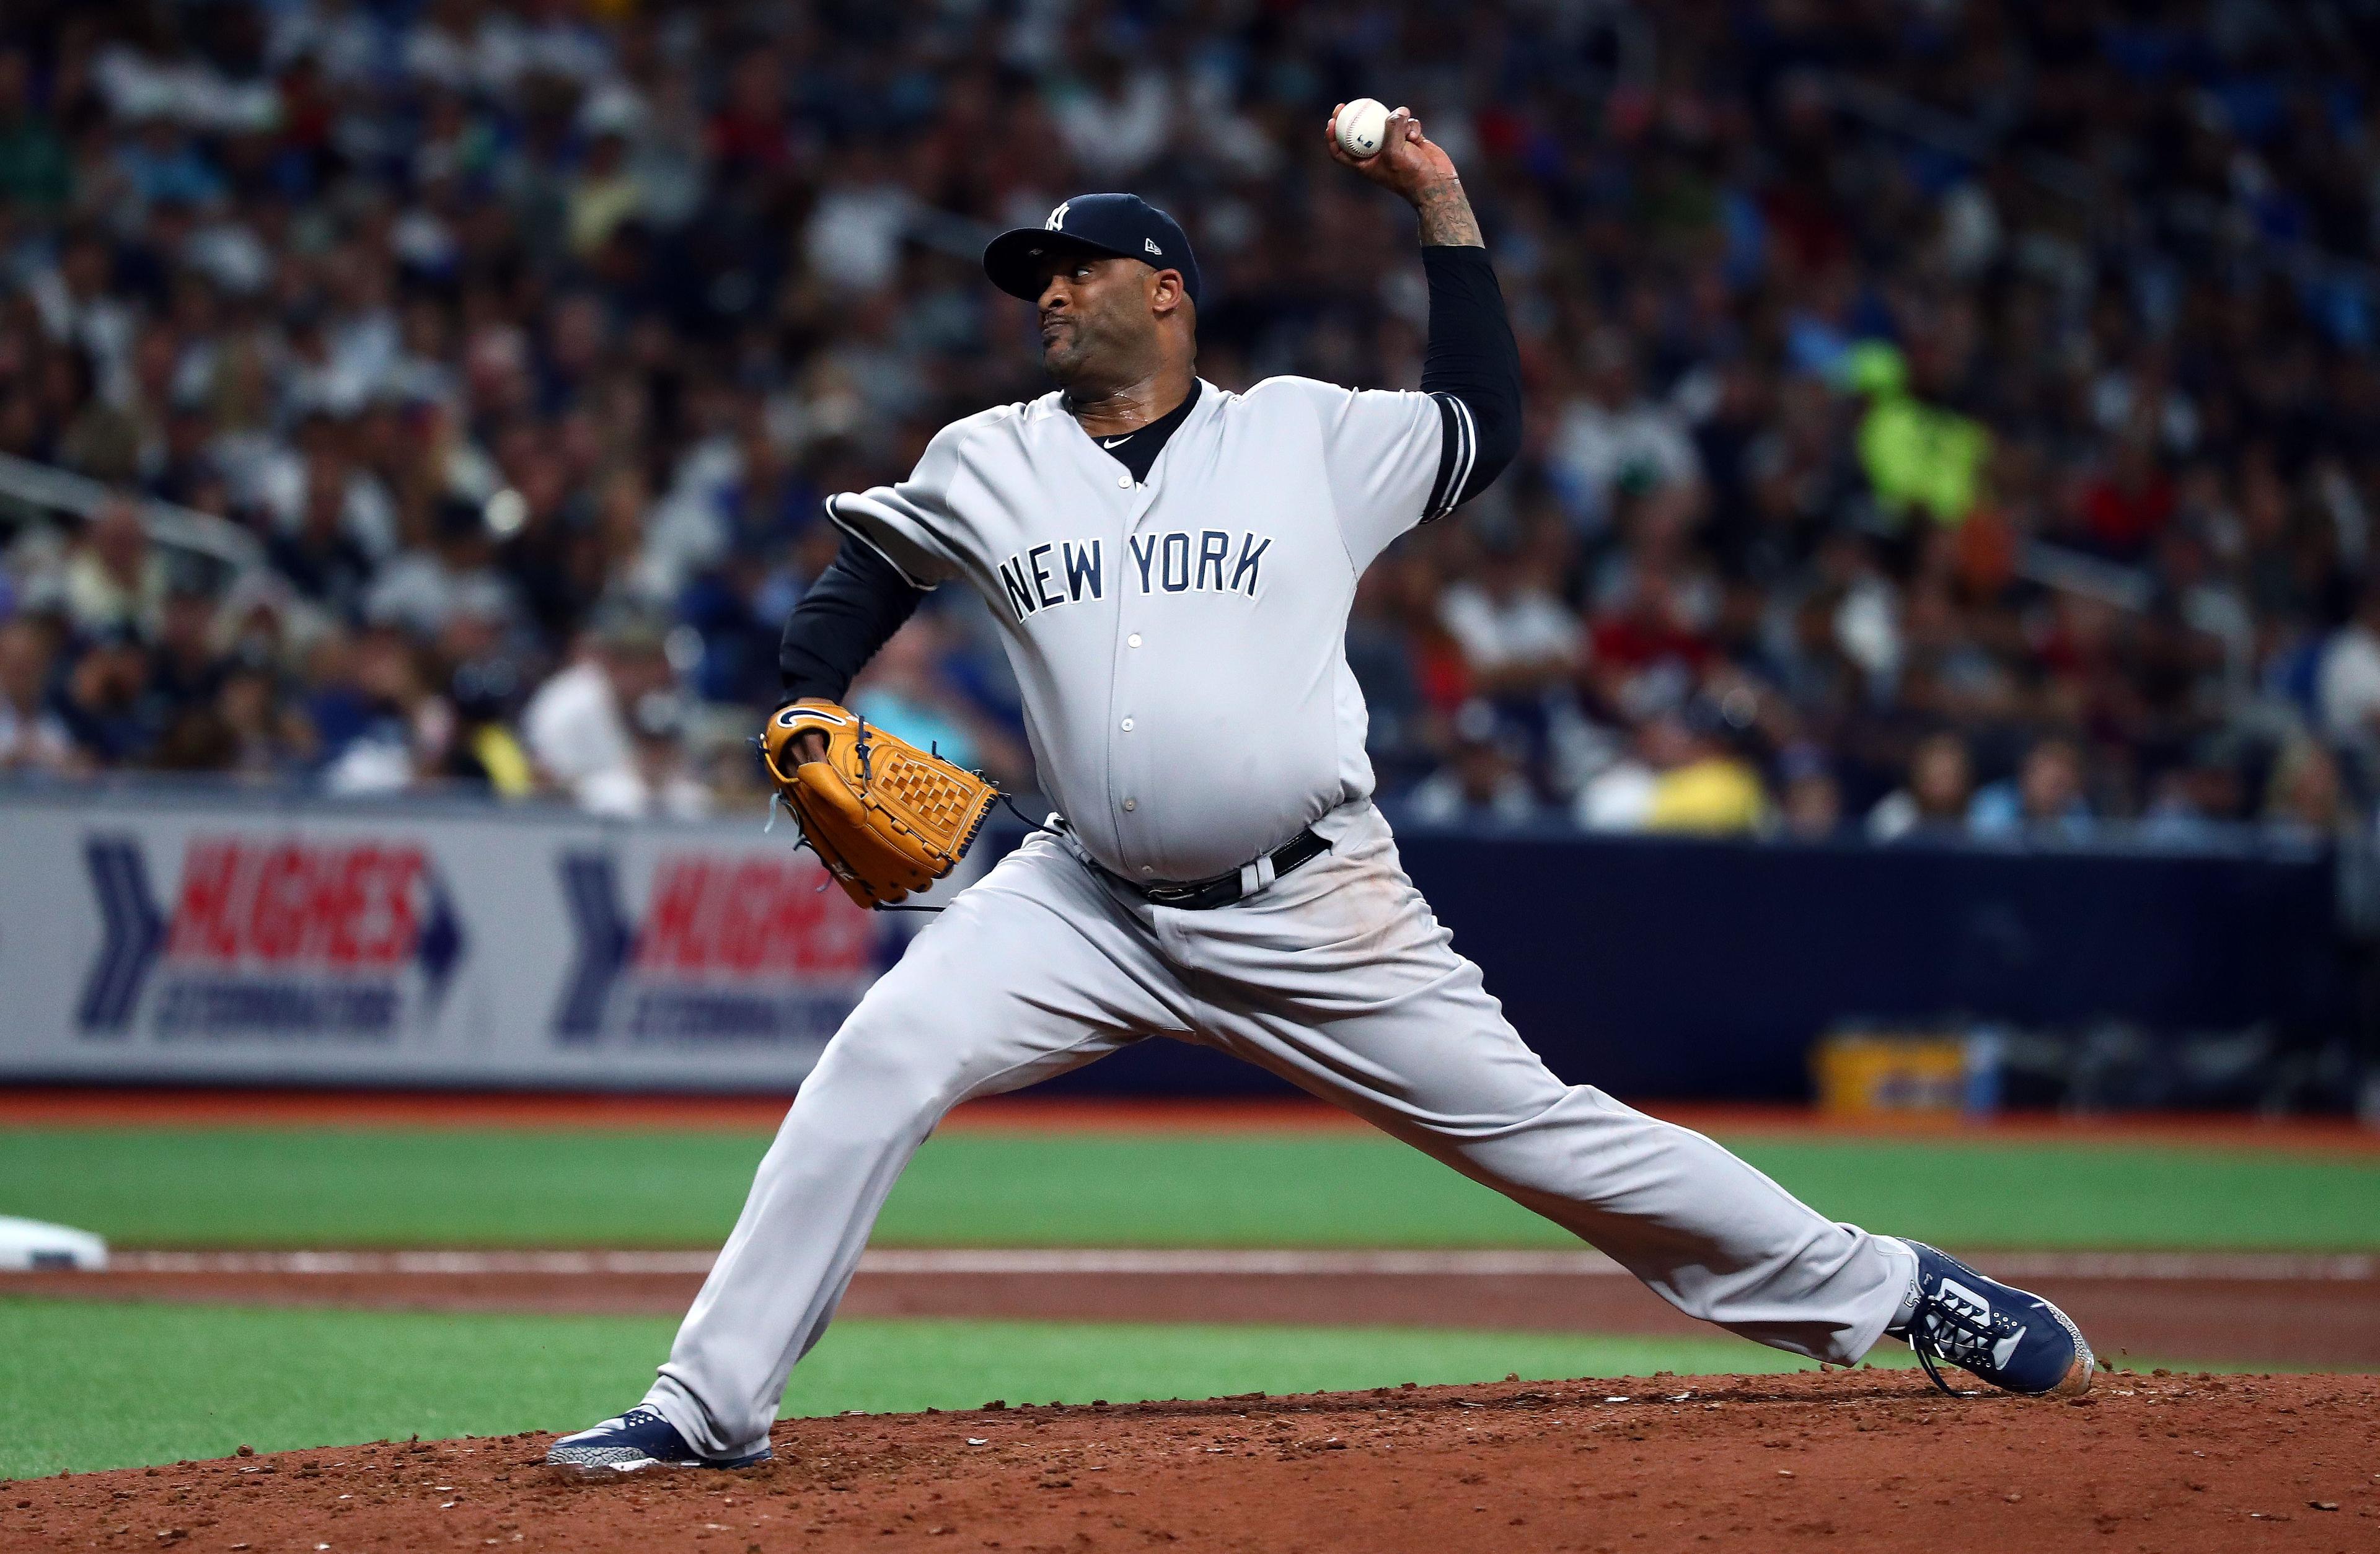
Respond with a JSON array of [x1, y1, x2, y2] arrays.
[[550, 105, 2092, 1475]]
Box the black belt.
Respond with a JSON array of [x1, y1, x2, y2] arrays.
[[1093, 825, 1331, 910]]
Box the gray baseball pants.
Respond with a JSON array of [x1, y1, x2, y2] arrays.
[[645, 802, 1911, 1457]]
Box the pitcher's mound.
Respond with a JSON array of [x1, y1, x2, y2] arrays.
[[14, 1369, 2374, 1550]]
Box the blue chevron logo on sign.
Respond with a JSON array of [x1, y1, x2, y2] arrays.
[[553, 852, 633, 1040], [550, 847, 879, 1046], [77, 836, 166, 1034]]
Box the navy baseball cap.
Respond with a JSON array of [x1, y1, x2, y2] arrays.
[[983, 194, 1201, 305]]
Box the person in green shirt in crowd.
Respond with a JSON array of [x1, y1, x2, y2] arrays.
[[1843, 339, 1990, 529]]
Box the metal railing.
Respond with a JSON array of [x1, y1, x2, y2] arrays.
[[0, 451, 265, 578]]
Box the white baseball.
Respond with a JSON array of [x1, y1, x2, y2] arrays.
[[1334, 98, 1391, 160]]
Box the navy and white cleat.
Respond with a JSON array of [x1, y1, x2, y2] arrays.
[[1892, 1241, 2095, 1398], [545, 1407, 772, 1477]]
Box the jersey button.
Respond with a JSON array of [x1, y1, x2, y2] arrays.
[[1122, 799, 1137, 812], [1119, 718, 1134, 732], [1116, 473, 1131, 488], [1127, 633, 1142, 648]]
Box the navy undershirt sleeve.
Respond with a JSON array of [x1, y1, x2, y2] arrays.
[[777, 530, 927, 703], [1417, 244, 1522, 516]]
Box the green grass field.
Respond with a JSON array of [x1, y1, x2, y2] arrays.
[[4, 1120, 2372, 1479], [0, 1297, 1931, 1481], [3, 1126, 2376, 1250]]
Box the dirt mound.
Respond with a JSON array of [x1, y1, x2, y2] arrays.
[[12, 1371, 2376, 1552]]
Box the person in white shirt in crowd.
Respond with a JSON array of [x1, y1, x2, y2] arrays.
[[1577, 711, 1676, 831], [2318, 579, 2380, 760], [605, 685, 712, 821], [363, 496, 526, 643], [804, 151, 917, 297], [1548, 327, 1704, 538], [1049, 50, 1175, 182], [1435, 517, 1580, 701], [521, 606, 690, 818]]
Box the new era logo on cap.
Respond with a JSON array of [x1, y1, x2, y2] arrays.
[[985, 193, 1201, 305]]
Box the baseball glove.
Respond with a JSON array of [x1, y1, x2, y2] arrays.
[[759, 698, 999, 909]]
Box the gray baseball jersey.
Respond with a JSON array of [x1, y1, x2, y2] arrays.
[[637, 379, 1915, 1458], [824, 376, 1470, 882]]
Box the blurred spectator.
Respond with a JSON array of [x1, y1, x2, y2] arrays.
[[2141, 750, 2250, 843], [0, 614, 75, 773], [63, 499, 163, 638], [1549, 330, 1702, 539], [212, 663, 315, 782], [364, 498, 524, 643], [268, 457, 376, 620], [49, 626, 159, 766], [848, 614, 1028, 789], [320, 627, 441, 795], [148, 577, 223, 714], [438, 657, 535, 797], [1970, 739, 2096, 841], [1437, 520, 1580, 703], [2319, 581, 2380, 757], [0, 48, 69, 214], [1869, 732, 1975, 842], [1346, 563, 1434, 788], [1576, 719, 1665, 832], [1776, 745, 1843, 840], [1409, 701, 1537, 825], [2267, 737, 2355, 842], [521, 608, 679, 817], [1847, 342, 1989, 533], [609, 687, 710, 822], [1644, 719, 1769, 836], [1578, 706, 1766, 836]]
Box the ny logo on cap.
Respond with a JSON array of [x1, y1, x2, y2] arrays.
[[1045, 201, 1070, 231]]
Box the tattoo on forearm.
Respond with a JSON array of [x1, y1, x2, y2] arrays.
[[1413, 178, 1483, 247]]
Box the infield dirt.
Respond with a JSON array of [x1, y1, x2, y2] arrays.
[[10, 1371, 2375, 1552], [11, 1247, 2378, 1368]]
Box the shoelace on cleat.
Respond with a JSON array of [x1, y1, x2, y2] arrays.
[[1911, 1319, 1980, 1397], [1905, 1257, 2020, 1397]]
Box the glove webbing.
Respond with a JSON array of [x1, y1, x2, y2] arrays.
[[758, 716, 1002, 914]]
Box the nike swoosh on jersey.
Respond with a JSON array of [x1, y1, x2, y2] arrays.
[[1101, 435, 1130, 447]]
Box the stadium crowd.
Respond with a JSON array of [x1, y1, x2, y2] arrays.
[[3, 0, 2379, 842]]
